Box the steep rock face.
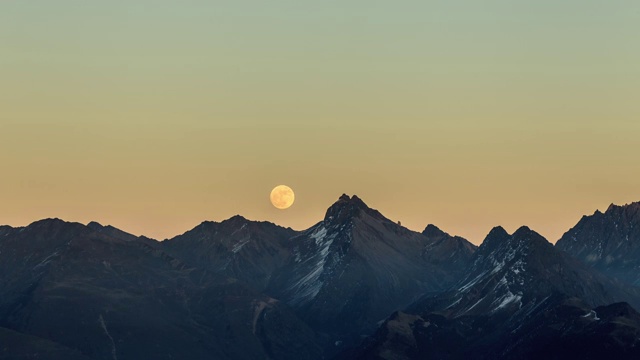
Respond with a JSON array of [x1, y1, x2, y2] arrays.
[[0, 219, 321, 360], [556, 201, 640, 285], [268, 195, 476, 351], [346, 226, 640, 360], [438, 226, 637, 317], [161, 215, 297, 292]]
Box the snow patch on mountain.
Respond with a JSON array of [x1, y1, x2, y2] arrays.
[[458, 271, 488, 292], [582, 310, 600, 321], [232, 237, 250, 253], [287, 225, 338, 305], [493, 291, 522, 312]]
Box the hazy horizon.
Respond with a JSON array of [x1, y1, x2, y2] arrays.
[[1, 194, 637, 245]]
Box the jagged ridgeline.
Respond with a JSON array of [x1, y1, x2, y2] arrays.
[[1, 196, 640, 360]]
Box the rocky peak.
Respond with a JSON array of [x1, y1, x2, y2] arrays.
[[605, 201, 640, 222], [512, 225, 545, 242], [479, 225, 550, 255], [325, 194, 366, 217], [512, 226, 554, 250], [606, 201, 640, 213], [29, 217, 75, 228], [222, 214, 249, 224], [23, 218, 88, 238], [422, 224, 448, 238], [87, 221, 143, 242], [86, 221, 103, 229], [476, 226, 510, 251], [187, 217, 242, 235], [324, 194, 384, 224], [556, 200, 640, 285]]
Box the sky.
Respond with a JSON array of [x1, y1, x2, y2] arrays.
[[1, 1, 639, 244]]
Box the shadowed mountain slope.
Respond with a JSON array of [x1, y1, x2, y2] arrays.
[[0, 219, 321, 360], [556, 201, 640, 286], [161, 215, 297, 292], [267, 195, 477, 353], [344, 226, 640, 359]]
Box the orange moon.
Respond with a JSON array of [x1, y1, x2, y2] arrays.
[[270, 185, 295, 210]]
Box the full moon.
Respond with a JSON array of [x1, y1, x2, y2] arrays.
[[270, 185, 295, 210]]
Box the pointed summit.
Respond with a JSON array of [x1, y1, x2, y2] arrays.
[[269, 194, 475, 345], [324, 194, 384, 223], [422, 224, 448, 238], [87, 221, 142, 242], [478, 226, 511, 250], [221, 214, 249, 225], [511, 226, 552, 249], [513, 225, 532, 234], [480, 225, 551, 256], [489, 225, 509, 237]]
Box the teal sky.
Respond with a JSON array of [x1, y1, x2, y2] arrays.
[[1, 1, 639, 243]]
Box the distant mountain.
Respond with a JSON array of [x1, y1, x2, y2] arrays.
[[0, 219, 321, 360], [161, 215, 297, 292], [556, 201, 640, 285], [345, 226, 640, 359], [267, 195, 477, 352]]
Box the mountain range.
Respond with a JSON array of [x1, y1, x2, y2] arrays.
[[1, 196, 640, 359]]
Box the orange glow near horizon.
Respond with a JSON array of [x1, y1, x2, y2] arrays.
[[1, 2, 639, 244]]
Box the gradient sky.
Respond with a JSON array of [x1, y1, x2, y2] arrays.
[[1, 1, 639, 243]]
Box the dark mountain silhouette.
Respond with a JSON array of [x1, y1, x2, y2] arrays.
[[0, 219, 321, 360], [556, 201, 640, 286], [266, 195, 477, 353], [2, 196, 640, 359], [161, 215, 297, 292], [345, 226, 640, 359], [158, 195, 477, 355]]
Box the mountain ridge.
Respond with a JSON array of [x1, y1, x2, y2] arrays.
[[345, 224, 640, 359], [3, 196, 640, 359], [556, 200, 640, 286]]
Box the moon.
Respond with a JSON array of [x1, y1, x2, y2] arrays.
[[270, 185, 295, 210]]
